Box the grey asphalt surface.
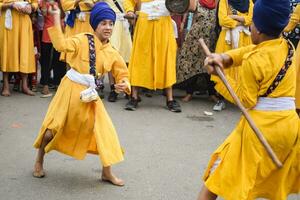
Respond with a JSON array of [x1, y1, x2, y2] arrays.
[[0, 85, 299, 200]]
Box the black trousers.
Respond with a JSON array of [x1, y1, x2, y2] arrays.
[[40, 42, 66, 86]]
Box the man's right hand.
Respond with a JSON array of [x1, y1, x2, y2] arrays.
[[48, 3, 61, 26], [125, 11, 136, 25]]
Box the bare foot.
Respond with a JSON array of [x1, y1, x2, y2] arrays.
[[41, 86, 53, 98], [182, 94, 192, 102], [1, 88, 11, 97], [22, 87, 35, 96], [101, 173, 124, 186], [33, 162, 45, 178]]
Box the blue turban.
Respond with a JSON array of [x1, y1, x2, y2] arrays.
[[253, 0, 290, 37], [90, 2, 116, 31]]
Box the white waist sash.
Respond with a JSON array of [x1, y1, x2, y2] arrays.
[[253, 97, 295, 111], [140, 0, 170, 20], [5, 1, 29, 30], [224, 25, 250, 49], [66, 68, 99, 102]]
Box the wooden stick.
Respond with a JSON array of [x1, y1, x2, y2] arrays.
[[199, 38, 283, 168]]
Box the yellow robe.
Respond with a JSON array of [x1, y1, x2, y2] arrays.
[[285, 4, 300, 109], [0, 0, 37, 73], [214, 0, 253, 81], [124, 0, 177, 90], [203, 38, 300, 200], [105, 0, 132, 63], [33, 26, 130, 167]]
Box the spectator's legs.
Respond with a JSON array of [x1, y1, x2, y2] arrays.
[[1, 72, 11, 96]]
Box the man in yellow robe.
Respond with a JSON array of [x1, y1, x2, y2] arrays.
[[33, 2, 130, 186], [0, 0, 38, 96], [123, 0, 181, 112], [197, 0, 300, 199]]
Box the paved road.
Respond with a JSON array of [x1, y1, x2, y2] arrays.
[[0, 86, 299, 200]]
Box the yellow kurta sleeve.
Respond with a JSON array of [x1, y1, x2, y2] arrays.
[[284, 5, 300, 32], [226, 45, 255, 66], [60, 0, 76, 11], [78, 2, 92, 11], [243, 0, 253, 26], [111, 53, 131, 94], [216, 56, 263, 108], [60, 0, 93, 12], [218, 0, 238, 29], [28, 0, 38, 10], [123, 0, 135, 13], [48, 25, 80, 54]]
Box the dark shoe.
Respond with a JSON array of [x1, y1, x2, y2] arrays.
[[97, 88, 105, 99], [166, 100, 182, 113], [13, 83, 20, 92], [137, 96, 142, 102], [125, 98, 139, 111], [142, 89, 153, 97], [48, 84, 56, 89], [108, 91, 118, 102]]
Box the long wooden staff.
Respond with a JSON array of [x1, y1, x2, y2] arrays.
[[199, 39, 283, 168]]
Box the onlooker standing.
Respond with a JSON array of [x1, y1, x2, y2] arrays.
[[60, 0, 96, 62], [0, 0, 38, 96], [104, 0, 132, 102], [39, 0, 66, 97], [176, 2, 224, 110], [214, 0, 253, 81], [124, 0, 181, 112]]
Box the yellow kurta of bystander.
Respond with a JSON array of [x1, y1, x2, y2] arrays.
[[124, 0, 177, 90], [214, 0, 253, 81], [0, 0, 37, 73]]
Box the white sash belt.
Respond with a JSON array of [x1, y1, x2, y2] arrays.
[[140, 0, 170, 20], [66, 68, 99, 102], [224, 25, 250, 49], [5, 2, 29, 30], [253, 97, 295, 111]]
